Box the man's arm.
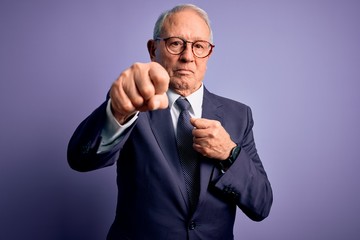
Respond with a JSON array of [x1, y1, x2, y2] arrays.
[[213, 107, 272, 221], [67, 62, 170, 172], [97, 99, 139, 153], [67, 100, 136, 172], [192, 106, 273, 221]]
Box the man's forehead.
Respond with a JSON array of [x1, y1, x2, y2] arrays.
[[164, 10, 206, 26], [161, 10, 210, 39]]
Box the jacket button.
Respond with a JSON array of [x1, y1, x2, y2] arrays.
[[189, 221, 196, 230]]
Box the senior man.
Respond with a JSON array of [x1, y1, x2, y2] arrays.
[[68, 4, 273, 240]]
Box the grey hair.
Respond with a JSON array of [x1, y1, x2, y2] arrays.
[[153, 4, 213, 43]]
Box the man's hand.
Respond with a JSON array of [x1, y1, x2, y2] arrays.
[[191, 118, 236, 160], [110, 62, 170, 124]]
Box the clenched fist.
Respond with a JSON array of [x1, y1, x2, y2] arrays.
[[191, 118, 236, 160], [110, 62, 170, 124]]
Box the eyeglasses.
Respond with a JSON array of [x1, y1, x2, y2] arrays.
[[156, 37, 215, 58]]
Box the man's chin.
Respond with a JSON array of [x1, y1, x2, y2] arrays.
[[169, 77, 202, 96], [171, 74, 195, 83], [170, 77, 191, 88]]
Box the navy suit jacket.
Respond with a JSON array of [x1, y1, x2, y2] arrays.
[[67, 87, 273, 240]]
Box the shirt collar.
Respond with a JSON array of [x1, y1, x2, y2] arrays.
[[167, 84, 204, 118]]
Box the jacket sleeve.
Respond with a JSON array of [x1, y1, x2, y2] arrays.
[[67, 101, 135, 172], [211, 106, 273, 221]]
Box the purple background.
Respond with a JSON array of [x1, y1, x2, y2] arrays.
[[1, 0, 360, 239]]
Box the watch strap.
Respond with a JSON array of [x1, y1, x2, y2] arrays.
[[218, 145, 241, 173]]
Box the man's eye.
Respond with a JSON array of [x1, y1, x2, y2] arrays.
[[169, 41, 183, 47], [194, 43, 205, 49]]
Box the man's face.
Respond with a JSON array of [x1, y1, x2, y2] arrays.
[[149, 10, 212, 96]]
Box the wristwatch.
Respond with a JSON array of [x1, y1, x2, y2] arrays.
[[218, 145, 241, 174]]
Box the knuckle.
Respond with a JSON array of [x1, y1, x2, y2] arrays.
[[213, 120, 221, 127], [202, 148, 211, 156], [141, 85, 155, 99], [209, 133, 216, 139], [131, 62, 144, 71], [207, 130, 216, 138], [131, 96, 145, 108], [111, 78, 122, 92], [119, 68, 131, 80], [121, 101, 135, 113]]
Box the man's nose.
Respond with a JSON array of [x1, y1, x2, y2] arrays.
[[179, 43, 195, 62]]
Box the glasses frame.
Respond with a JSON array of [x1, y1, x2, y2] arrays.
[[156, 37, 215, 58]]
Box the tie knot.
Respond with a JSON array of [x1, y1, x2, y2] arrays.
[[176, 98, 191, 111]]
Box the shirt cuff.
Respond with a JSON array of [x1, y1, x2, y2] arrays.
[[97, 99, 138, 153]]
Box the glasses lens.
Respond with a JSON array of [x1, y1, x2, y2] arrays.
[[166, 38, 184, 54], [193, 41, 211, 57]]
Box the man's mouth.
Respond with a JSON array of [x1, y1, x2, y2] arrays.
[[174, 69, 193, 75]]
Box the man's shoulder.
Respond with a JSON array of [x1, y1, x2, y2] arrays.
[[204, 87, 250, 111]]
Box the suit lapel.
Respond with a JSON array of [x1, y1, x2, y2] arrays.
[[148, 108, 189, 209], [147, 88, 225, 213], [202, 88, 223, 121], [197, 89, 224, 209]]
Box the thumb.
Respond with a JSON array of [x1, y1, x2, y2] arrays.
[[190, 117, 202, 128], [191, 118, 213, 129]]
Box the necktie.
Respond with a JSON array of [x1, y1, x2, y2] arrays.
[[175, 98, 200, 212]]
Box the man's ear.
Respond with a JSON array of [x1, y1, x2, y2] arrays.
[[147, 40, 156, 61]]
